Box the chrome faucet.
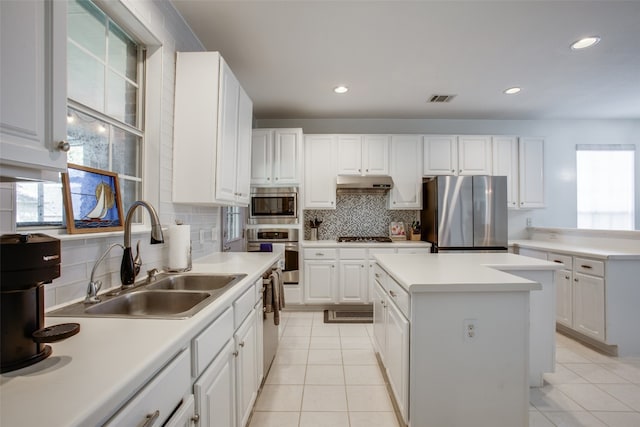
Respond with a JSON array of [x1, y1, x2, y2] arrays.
[[86, 243, 124, 303], [120, 201, 164, 288]]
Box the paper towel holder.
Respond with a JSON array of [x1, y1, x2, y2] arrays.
[[165, 241, 192, 272]]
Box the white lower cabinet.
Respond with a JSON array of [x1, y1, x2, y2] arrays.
[[372, 266, 409, 424], [304, 260, 337, 303], [338, 260, 367, 302], [555, 269, 573, 328], [235, 309, 258, 427], [573, 272, 605, 341], [194, 339, 237, 427], [106, 349, 192, 426]]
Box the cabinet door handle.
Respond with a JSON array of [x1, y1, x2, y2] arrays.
[[580, 264, 593, 269], [315, 252, 324, 256], [141, 410, 160, 427], [366, 169, 369, 172], [553, 260, 563, 264], [233, 350, 239, 357], [57, 140, 70, 152], [191, 414, 200, 423], [267, 177, 270, 180], [275, 177, 279, 180], [380, 300, 385, 305], [239, 341, 245, 347], [361, 265, 364, 268], [574, 278, 579, 282], [565, 275, 570, 280], [375, 273, 380, 278], [389, 290, 397, 297], [451, 169, 455, 173]]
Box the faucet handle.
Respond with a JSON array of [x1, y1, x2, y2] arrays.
[[146, 268, 160, 283], [133, 241, 142, 276]]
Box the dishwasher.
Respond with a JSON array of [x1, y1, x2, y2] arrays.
[[261, 265, 281, 377]]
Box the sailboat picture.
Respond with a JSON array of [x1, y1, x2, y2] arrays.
[[62, 164, 124, 234]]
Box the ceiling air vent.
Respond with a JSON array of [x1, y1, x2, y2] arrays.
[[428, 94, 456, 103]]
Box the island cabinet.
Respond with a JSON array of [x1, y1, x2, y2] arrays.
[[337, 135, 390, 176], [373, 253, 553, 427], [303, 135, 338, 209], [251, 128, 303, 186], [173, 51, 253, 206], [0, 0, 68, 180]]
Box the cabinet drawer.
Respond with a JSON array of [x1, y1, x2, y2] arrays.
[[304, 248, 337, 259], [106, 349, 190, 427], [575, 258, 604, 277], [369, 248, 396, 259], [192, 307, 234, 378], [339, 248, 367, 259], [234, 285, 257, 328], [373, 264, 388, 290], [548, 253, 572, 269], [387, 277, 410, 318], [397, 247, 430, 255]]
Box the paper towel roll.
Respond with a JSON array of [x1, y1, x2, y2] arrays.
[[168, 224, 191, 270], [272, 243, 285, 270]]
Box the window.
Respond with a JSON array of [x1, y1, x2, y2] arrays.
[[16, 0, 145, 227], [576, 145, 635, 230], [223, 207, 244, 243]]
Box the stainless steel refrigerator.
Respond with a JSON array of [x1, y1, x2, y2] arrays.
[[421, 176, 508, 252]]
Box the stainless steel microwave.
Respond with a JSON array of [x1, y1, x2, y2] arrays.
[[248, 187, 298, 224]]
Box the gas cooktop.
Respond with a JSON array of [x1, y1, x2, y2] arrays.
[[337, 236, 393, 243]]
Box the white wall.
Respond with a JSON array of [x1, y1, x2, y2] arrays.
[[257, 118, 640, 238], [0, 0, 220, 308]]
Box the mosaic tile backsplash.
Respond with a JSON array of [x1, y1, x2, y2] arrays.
[[303, 194, 419, 240]]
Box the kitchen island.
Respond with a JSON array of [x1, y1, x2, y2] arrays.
[[373, 253, 560, 427], [0, 252, 279, 427]]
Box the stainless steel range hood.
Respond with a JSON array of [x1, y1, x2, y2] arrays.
[[336, 175, 394, 194]]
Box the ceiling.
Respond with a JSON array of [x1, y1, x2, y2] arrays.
[[170, 1, 640, 120]]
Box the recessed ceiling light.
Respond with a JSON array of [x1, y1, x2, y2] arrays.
[[571, 36, 601, 50], [504, 87, 521, 95], [333, 86, 349, 94]]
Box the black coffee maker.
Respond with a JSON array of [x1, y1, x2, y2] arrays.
[[1, 234, 79, 373]]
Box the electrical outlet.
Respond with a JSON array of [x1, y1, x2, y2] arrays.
[[463, 319, 477, 342], [199, 229, 205, 244], [526, 217, 532, 227]]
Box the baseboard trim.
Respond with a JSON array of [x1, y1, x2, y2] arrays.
[[556, 323, 618, 356], [375, 352, 408, 427]]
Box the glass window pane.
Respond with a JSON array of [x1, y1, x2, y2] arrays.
[[16, 182, 63, 226], [109, 22, 138, 81], [67, 108, 109, 170], [68, 41, 105, 110], [68, 0, 106, 61], [112, 128, 141, 177], [120, 179, 142, 223], [107, 70, 137, 125]]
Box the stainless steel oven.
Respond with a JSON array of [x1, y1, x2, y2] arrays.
[[247, 228, 299, 286], [248, 187, 298, 225]]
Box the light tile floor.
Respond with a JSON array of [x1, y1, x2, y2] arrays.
[[250, 311, 640, 427]]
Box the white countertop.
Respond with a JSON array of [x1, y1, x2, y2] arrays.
[[301, 239, 432, 248], [511, 239, 640, 260], [0, 252, 279, 427], [374, 253, 561, 292]]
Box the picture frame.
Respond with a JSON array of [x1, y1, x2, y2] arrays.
[[61, 163, 124, 234], [389, 221, 407, 241]]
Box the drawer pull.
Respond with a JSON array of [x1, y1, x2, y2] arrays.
[[375, 273, 381, 278], [553, 260, 563, 263], [141, 410, 160, 427], [389, 290, 397, 298], [574, 278, 579, 282], [315, 252, 325, 256], [580, 264, 593, 269]]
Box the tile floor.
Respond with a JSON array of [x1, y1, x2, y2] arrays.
[[249, 311, 640, 427]]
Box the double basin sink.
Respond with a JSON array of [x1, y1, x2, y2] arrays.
[[48, 273, 247, 319]]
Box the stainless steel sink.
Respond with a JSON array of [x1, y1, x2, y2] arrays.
[[145, 273, 246, 292], [84, 290, 211, 318], [47, 273, 248, 319]]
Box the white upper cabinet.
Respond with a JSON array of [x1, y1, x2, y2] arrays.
[[304, 135, 337, 209], [457, 135, 492, 175], [492, 136, 519, 208], [423, 135, 492, 176], [0, 0, 68, 180], [251, 128, 303, 186], [173, 52, 253, 206], [389, 135, 422, 209], [337, 135, 389, 176], [518, 137, 545, 208], [422, 135, 457, 176]]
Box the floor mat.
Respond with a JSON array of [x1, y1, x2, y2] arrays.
[[323, 309, 373, 324]]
